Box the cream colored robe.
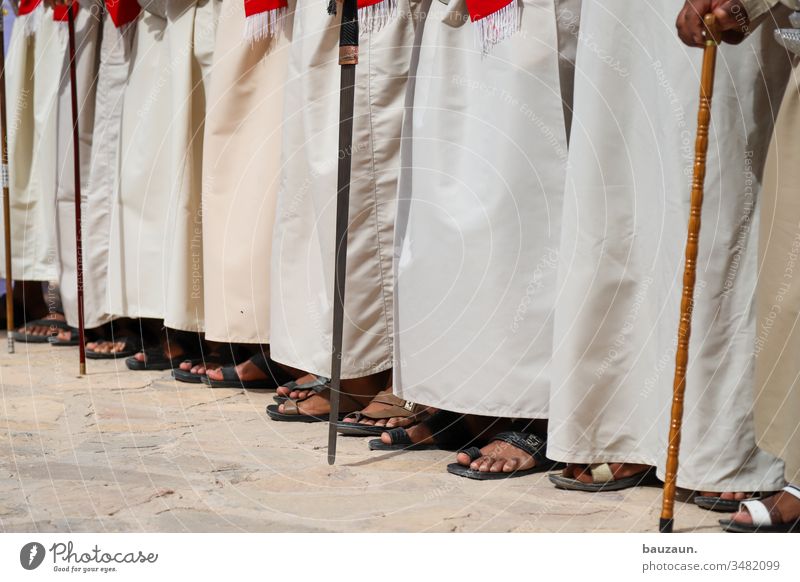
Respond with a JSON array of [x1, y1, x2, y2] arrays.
[[201, 0, 293, 344], [53, 3, 107, 329], [393, 0, 579, 418], [1, 9, 61, 283], [108, 0, 219, 330], [270, 0, 418, 378], [547, 0, 791, 492]]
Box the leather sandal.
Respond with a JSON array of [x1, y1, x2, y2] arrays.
[[368, 410, 478, 451], [265, 389, 368, 423], [694, 492, 771, 513], [447, 431, 561, 480], [273, 375, 330, 404], [12, 318, 70, 343], [335, 390, 428, 436], [719, 485, 800, 533], [86, 336, 141, 359], [202, 353, 293, 389], [548, 463, 658, 492]]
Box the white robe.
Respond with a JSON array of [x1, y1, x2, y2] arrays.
[[107, 7, 171, 321], [54, 3, 104, 329], [547, 0, 790, 492], [393, 0, 578, 418], [201, 0, 293, 344], [108, 0, 219, 330], [270, 0, 418, 378], [71, 14, 136, 329]]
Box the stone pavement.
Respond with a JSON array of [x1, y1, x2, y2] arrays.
[[0, 340, 722, 533]]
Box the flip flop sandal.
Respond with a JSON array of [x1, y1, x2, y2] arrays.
[[548, 463, 658, 492], [172, 358, 212, 384], [265, 390, 366, 423], [273, 376, 330, 404], [203, 353, 294, 389], [719, 486, 800, 533], [47, 326, 81, 346], [368, 410, 476, 451], [694, 492, 768, 513], [446, 431, 562, 480], [12, 318, 70, 343], [335, 390, 426, 436], [125, 347, 194, 371], [86, 337, 141, 359]]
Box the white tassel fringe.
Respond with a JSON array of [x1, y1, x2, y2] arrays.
[[358, 0, 397, 35], [473, 1, 520, 55], [243, 7, 287, 43]]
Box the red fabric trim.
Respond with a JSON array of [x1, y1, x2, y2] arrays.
[[244, 0, 288, 17], [18, 0, 43, 16], [106, 0, 141, 28], [464, 0, 514, 21], [53, 2, 81, 22]]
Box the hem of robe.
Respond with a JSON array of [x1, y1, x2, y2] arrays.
[[163, 319, 204, 334], [758, 436, 800, 484], [268, 353, 393, 381], [203, 334, 269, 345], [398, 395, 549, 421], [546, 446, 787, 492]]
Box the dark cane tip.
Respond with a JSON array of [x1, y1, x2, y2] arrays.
[[659, 518, 674, 533]]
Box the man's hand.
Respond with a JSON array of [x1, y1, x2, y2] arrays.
[[44, 0, 74, 7], [676, 0, 751, 48]]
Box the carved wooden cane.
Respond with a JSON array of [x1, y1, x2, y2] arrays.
[[660, 14, 720, 533]]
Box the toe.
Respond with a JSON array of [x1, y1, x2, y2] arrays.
[[503, 458, 520, 473], [456, 452, 473, 467]]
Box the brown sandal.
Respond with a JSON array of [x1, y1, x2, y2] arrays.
[[265, 388, 370, 423], [334, 390, 429, 436]]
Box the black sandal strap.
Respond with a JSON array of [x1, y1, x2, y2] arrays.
[[385, 427, 412, 446], [491, 431, 549, 465]]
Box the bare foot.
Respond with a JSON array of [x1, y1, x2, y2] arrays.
[[700, 491, 752, 501], [206, 358, 267, 383], [17, 312, 66, 339], [728, 489, 800, 526], [455, 439, 539, 474], [379, 421, 435, 446], [275, 373, 320, 400], [562, 463, 652, 483]]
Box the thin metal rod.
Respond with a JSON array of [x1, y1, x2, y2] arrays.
[[327, 0, 360, 465], [0, 14, 15, 353], [67, 4, 86, 375]]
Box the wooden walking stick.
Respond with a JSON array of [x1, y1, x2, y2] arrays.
[[327, 0, 359, 465], [660, 14, 720, 534], [66, 2, 86, 375], [0, 9, 15, 354]]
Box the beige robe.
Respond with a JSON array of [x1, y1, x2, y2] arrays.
[[756, 56, 800, 484], [270, 0, 418, 378], [1, 10, 60, 283], [201, 0, 293, 344]]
